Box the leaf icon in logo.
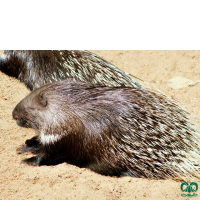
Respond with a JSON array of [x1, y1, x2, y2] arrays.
[[190, 182, 198, 193], [181, 182, 189, 192]]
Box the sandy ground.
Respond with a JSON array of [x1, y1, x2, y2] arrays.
[[1, 50, 200, 200]]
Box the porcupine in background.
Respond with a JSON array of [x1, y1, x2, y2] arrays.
[[0, 50, 141, 90]]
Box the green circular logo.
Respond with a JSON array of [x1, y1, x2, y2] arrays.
[[181, 182, 198, 197]]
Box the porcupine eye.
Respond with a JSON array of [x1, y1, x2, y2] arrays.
[[38, 93, 48, 107]]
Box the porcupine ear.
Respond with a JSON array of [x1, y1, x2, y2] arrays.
[[38, 93, 48, 107]]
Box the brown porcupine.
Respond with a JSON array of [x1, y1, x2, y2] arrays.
[[12, 80, 200, 180], [0, 50, 141, 90]]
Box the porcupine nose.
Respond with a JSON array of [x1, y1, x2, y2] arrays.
[[12, 108, 18, 120], [12, 107, 27, 127]]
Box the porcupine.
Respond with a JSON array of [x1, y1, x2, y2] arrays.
[[0, 50, 141, 90], [12, 80, 200, 180]]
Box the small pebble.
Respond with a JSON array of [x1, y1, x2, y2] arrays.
[[167, 76, 200, 90]]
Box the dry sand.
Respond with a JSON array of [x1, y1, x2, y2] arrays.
[[1, 50, 200, 200]]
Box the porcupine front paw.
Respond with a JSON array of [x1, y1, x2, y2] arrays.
[[17, 144, 41, 154], [21, 155, 43, 166], [17, 136, 41, 154], [25, 136, 40, 146]]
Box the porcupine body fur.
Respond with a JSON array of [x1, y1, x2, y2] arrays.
[[12, 80, 200, 180]]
